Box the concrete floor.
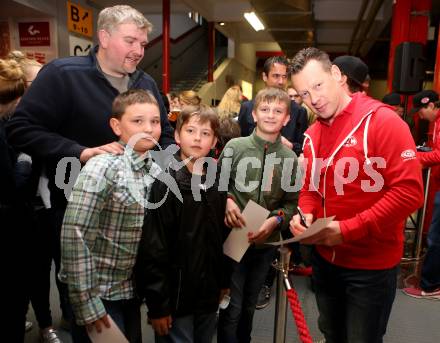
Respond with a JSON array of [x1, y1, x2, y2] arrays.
[[24, 268, 440, 343]]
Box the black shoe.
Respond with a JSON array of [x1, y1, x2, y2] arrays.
[[256, 285, 271, 309]]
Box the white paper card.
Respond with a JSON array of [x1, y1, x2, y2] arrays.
[[88, 315, 129, 343], [268, 216, 336, 246], [223, 200, 270, 262]]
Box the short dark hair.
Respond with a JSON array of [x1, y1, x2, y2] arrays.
[[217, 117, 241, 149], [111, 89, 159, 119], [263, 56, 288, 75], [289, 47, 332, 75], [346, 77, 363, 94], [176, 104, 220, 137]]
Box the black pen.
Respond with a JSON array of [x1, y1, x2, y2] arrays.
[[297, 206, 309, 228]]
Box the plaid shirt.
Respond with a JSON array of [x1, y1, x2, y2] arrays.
[[60, 146, 160, 325]]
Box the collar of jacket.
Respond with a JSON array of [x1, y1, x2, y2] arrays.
[[117, 140, 152, 172], [89, 45, 143, 87], [170, 153, 215, 192], [250, 129, 282, 152]]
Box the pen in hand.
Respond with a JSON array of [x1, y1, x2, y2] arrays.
[[297, 206, 309, 228]]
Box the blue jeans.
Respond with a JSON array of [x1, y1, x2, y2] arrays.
[[68, 298, 142, 343], [217, 247, 276, 343], [421, 191, 440, 291], [312, 250, 397, 343], [155, 312, 217, 343]]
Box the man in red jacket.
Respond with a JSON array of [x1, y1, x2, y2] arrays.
[[403, 90, 440, 299], [289, 47, 424, 343]]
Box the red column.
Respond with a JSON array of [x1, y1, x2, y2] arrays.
[[162, 0, 170, 94], [208, 22, 215, 82], [434, 24, 440, 93], [387, 0, 411, 91]]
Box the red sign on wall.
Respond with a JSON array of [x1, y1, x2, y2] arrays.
[[18, 22, 50, 47]]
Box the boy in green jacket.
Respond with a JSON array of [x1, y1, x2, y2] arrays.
[[217, 87, 299, 342]]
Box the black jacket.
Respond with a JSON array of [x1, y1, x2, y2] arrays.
[[6, 46, 174, 208], [134, 164, 230, 319], [237, 99, 308, 155]]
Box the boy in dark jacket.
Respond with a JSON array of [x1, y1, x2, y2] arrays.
[[135, 104, 230, 342]]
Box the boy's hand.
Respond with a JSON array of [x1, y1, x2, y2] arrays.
[[248, 216, 278, 244], [80, 142, 124, 163], [86, 314, 111, 334], [225, 198, 246, 228], [151, 315, 172, 336]]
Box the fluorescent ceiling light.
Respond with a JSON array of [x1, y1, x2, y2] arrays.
[[244, 12, 265, 31]]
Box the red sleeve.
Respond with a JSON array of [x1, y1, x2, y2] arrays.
[[418, 123, 440, 166], [339, 108, 424, 242], [298, 139, 322, 217]]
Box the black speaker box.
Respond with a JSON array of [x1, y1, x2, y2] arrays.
[[392, 42, 425, 94]]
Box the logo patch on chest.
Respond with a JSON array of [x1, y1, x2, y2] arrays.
[[343, 136, 358, 147]]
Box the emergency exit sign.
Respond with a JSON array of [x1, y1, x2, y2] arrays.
[[67, 1, 93, 38]]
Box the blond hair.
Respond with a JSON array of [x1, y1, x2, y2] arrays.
[[179, 90, 201, 106], [98, 5, 153, 34], [0, 59, 25, 117], [217, 85, 242, 120], [8, 50, 42, 84], [254, 87, 290, 113]]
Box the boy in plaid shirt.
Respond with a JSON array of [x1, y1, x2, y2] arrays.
[[60, 89, 162, 342]]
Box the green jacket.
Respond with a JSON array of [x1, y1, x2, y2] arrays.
[[219, 131, 299, 244]]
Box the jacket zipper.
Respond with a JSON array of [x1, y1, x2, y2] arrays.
[[175, 269, 182, 311], [257, 144, 268, 204]]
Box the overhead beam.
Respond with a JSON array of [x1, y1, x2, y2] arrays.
[[262, 11, 312, 15], [268, 28, 314, 32]]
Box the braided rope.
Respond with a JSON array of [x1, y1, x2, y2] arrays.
[[286, 288, 313, 343]]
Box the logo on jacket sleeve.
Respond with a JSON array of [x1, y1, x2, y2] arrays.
[[401, 149, 416, 161], [343, 136, 358, 147]]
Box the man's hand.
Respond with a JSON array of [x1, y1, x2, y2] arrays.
[[248, 216, 278, 244], [281, 136, 294, 150], [290, 214, 343, 246], [225, 198, 246, 228], [290, 213, 314, 236], [85, 314, 111, 334], [80, 142, 124, 163], [151, 315, 172, 336]]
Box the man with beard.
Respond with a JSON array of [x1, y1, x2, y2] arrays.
[[6, 5, 174, 332]]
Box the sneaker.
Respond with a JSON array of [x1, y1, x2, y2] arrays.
[[256, 285, 271, 309], [25, 320, 33, 332], [40, 328, 63, 343], [402, 287, 440, 300]]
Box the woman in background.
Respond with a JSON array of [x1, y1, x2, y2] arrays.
[[217, 85, 242, 120]]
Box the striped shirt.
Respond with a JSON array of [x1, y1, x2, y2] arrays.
[[60, 147, 160, 325]]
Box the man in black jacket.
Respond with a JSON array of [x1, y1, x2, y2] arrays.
[[6, 4, 174, 328], [238, 56, 308, 156]]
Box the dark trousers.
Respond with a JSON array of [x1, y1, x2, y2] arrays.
[[1, 207, 32, 342], [69, 298, 142, 343], [50, 206, 70, 319], [217, 247, 276, 343], [312, 250, 398, 343], [155, 312, 217, 343], [28, 207, 56, 329], [421, 191, 440, 291]]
